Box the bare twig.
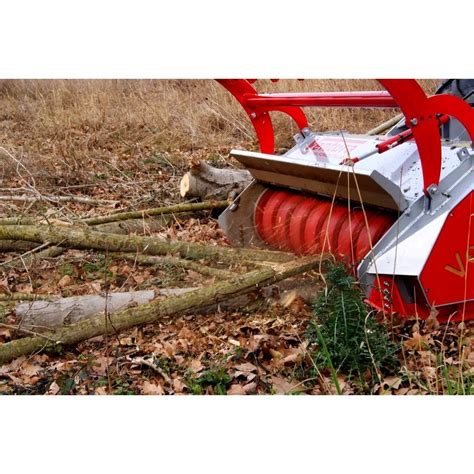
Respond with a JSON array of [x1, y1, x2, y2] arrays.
[[0, 195, 118, 206]]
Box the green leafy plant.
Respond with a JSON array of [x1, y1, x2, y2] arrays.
[[58, 263, 75, 277], [306, 264, 400, 387], [186, 366, 231, 395]]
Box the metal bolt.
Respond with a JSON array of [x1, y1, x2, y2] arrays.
[[427, 184, 438, 195], [410, 118, 418, 126], [250, 112, 257, 119]]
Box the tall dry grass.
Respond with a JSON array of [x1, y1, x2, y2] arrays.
[[0, 79, 440, 186]]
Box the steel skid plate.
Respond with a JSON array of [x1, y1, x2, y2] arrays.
[[218, 181, 268, 248], [358, 154, 474, 319], [230, 149, 408, 212]]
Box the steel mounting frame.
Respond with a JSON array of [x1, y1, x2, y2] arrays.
[[217, 79, 474, 196]]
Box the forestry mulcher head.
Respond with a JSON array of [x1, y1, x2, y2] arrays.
[[216, 79, 474, 322]]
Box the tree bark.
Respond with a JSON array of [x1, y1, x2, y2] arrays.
[[0, 224, 294, 264], [0, 240, 36, 252], [180, 161, 252, 201], [0, 256, 323, 364], [0, 195, 117, 206], [110, 252, 234, 279], [13, 289, 198, 328], [80, 200, 229, 226], [93, 215, 183, 235], [0, 216, 190, 272]]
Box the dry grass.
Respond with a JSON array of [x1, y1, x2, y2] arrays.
[[0, 79, 439, 187]]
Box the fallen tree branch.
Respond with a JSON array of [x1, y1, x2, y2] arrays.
[[93, 215, 183, 235], [0, 240, 36, 252], [0, 224, 294, 264], [0, 256, 324, 364], [15, 289, 175, 328], [0, 245, 64, 272], [0, 218, 37, 226], [0, 216, 188, 272], [10, 276, 320, 329], [80, 200, 230, 226], [129, 356, 173, 384], [111, 252, 234, 279], [0, 195, 117, 206], [0, 292, 55, 302]]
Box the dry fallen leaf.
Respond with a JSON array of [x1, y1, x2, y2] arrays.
[[382, 376, 402, 390], [242, 382, 257, 394], [0, 327, 12, 338], [142, 381, 165, 395], [233, 362, 258, 375], [404, 332, 432, 351], [58, 275, 74, 288], [422, 366, 436, 380], [164, 341, 176, 358], [227, 384, 247, 395], [173, 378, 186, 393], [178, 327, 195, 339], [189, 359, 204, 373], [91, 356, 110, 376], [271, 376, 297, 395], [20, 363, 42, 377], [47, 382, 60, 395], [394, 387, 410, 395], [132, 274, 146, 285]]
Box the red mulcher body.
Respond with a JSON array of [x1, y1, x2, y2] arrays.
[[217, 80, 474, 322]]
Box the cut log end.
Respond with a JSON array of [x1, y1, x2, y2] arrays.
[[179, 161, 252, 201], [180, 173, 191, 198]]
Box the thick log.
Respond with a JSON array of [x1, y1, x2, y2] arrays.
[[180, 161, 252, 201], [8, 277, 319, 328], [0, 224, 294, 264], [15, 290, 156, 327], [0, 256, 322, 364], [14, 289, 196, 328]]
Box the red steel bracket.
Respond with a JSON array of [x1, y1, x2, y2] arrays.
[[378, 79, 474, 194], [217, 79, 474, 195]]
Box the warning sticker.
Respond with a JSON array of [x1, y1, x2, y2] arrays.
[[308, 136, 369, 161]]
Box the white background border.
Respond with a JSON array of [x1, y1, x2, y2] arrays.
[[1, 1, 472, 472]]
